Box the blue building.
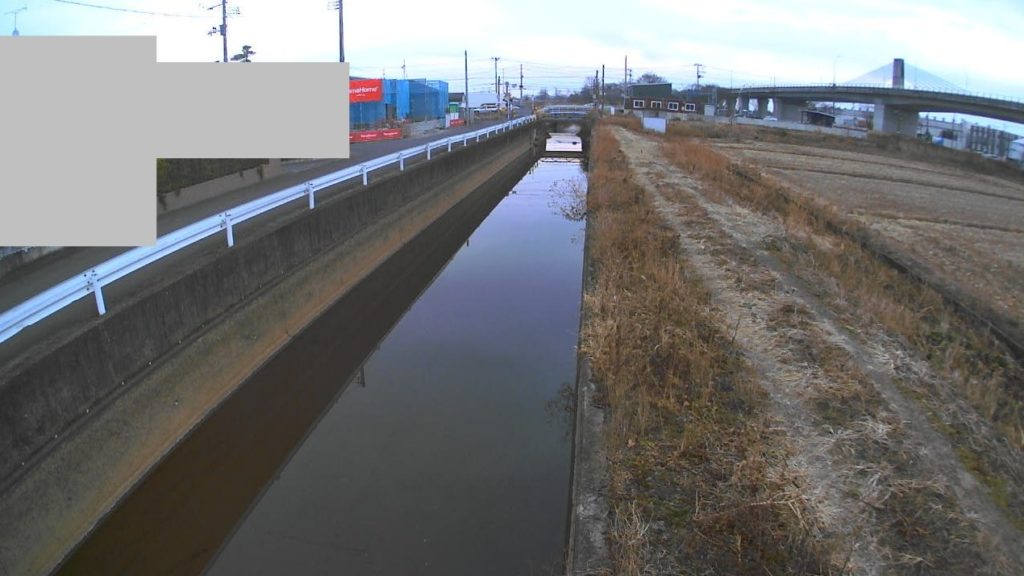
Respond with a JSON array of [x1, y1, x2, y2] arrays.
[[350, 78, 449, 130]]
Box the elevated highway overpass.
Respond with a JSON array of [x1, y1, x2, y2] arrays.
[[720, 84, 1024, 135]]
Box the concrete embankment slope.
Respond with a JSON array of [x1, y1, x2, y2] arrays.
[[0, 126, 535, 576]]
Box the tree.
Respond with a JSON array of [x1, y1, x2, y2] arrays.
[[602, 82, 626, 105], [537, 88, 550, 101], [638, 72, 666, 84], [568, 85, 593, 104], [231, 44, 255, 62]]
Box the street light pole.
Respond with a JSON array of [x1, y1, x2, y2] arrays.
[[832, 54, 841, 116], [327, 1, 345, 62], [5, 6, 26, 36], [338, 0, 344, 62]]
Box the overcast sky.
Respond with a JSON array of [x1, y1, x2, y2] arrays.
[[7, 0, 1024, 102]]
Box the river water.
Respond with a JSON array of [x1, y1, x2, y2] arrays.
[[56, 157, 587, 575], [202, 158, 587, 575]]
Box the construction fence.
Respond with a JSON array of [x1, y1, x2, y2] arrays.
[[350, 79, 449, 131]]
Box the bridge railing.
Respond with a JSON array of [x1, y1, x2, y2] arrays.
[[538, 104, 596, 118], [0, 115, 537, 345]]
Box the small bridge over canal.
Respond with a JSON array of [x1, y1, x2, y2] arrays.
[[536, 105, 595, 156]]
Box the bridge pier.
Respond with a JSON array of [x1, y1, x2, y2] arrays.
[[874, 99, 919, 136], [754, 98, 767, 118], [725, 95, 737, 116], [774, 98, 803, 122]]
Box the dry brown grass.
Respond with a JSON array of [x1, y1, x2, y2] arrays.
[[702, 121, 1024, 185], [582, 125, 841, 574], [600, 115, 641, 131], [657, 122, 1024, 528]]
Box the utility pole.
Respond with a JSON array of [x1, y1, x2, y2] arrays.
[[220, 1, 227, 63], [519, 64, 524, 102], [206, 1, 237, 63], [623, 55, 628, 109], [601, 64, 605, 111], [491, 57, 500, 103], [464, 50, 470, 124]]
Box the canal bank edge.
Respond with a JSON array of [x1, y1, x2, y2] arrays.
[[565, 145, 611, 575], [0, 129, 534, 576]]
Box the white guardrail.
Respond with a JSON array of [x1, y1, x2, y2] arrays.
[[0, 115, 536, 344]]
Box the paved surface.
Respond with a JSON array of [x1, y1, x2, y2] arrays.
[[0, 117, 523, 364]]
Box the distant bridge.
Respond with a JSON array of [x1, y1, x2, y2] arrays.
[[709, 59, 1024, 134], [538, 104, 594, 120], [720, 84, 1024, 134]]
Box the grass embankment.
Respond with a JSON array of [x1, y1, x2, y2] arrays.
[[581, 120, 839, 574], [658, 122, 1024, 527]]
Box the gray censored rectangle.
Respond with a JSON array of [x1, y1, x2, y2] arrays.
[[155, 63, 350, 158], [0, 36, 349, 247]]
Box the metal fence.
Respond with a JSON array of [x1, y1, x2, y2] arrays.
[[0, 115, 535, 344]]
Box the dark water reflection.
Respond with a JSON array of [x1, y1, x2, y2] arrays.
[[205, 158, 587, 576]]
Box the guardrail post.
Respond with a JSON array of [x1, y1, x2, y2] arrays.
[[427, 144, 432, 161], [362, 165, 368, 186], [87, 270, 106, 315], [448, 139, 453, 152], [306, 181, 315, 209], [463, 136, 468, 147], [223, 214, 235, 247], [399, 152, 405, 171]]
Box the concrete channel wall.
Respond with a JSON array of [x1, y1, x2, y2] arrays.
[[0, 125, 536, 576]]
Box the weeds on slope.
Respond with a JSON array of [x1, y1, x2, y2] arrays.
[[658, 122, 1024, 529], [581, 124, 840, 574]]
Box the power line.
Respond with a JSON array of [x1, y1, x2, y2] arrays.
[[51, 0, 203, 18]]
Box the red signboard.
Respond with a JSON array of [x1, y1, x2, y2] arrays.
[[350, 79, 383, 103], [449, 118, 465, 127], [349, 128, 403, 143]]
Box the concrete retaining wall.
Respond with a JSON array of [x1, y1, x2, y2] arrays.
[[157, 159, 283, 215], [405, 119, 445, 138], [0, 247, 63, 282], [0, 126, 533, 489]]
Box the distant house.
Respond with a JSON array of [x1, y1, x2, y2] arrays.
[[628, 82, 673, 100], [464, 91, 502, 110], [625, 97, 698, 118]]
